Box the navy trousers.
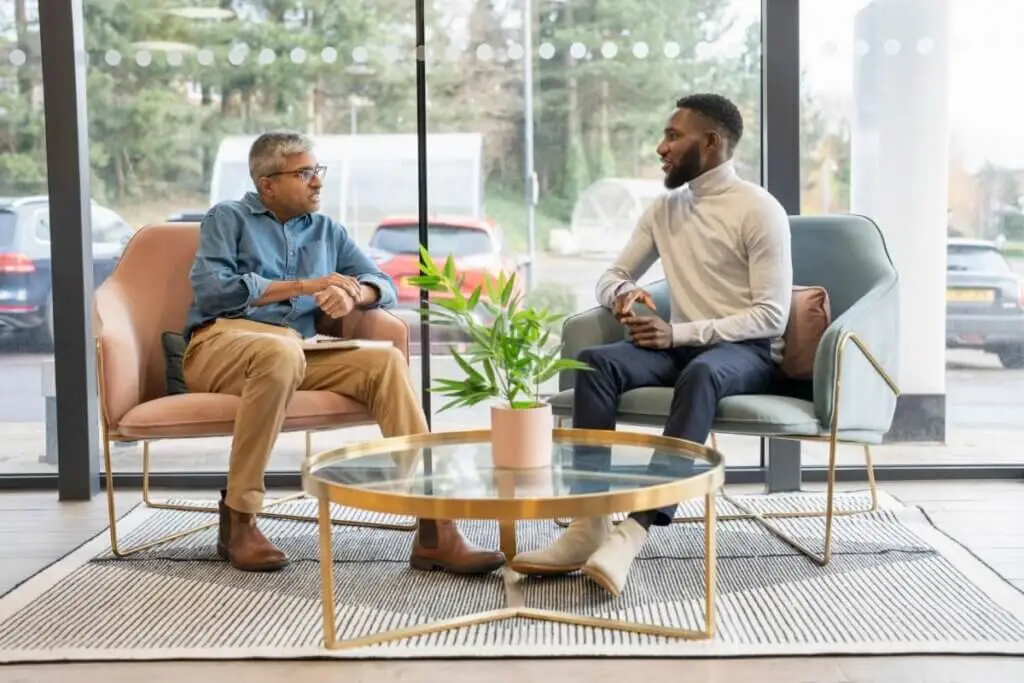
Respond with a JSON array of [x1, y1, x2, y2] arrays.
[[570, 339, 775, 526]]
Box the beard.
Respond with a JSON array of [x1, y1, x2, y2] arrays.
[[663, 144, 703, 190]]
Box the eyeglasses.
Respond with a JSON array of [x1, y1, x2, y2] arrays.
[[265, 164, 327, 183]]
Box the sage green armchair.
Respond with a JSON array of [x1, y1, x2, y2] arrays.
[[547, 214, 901, 566]]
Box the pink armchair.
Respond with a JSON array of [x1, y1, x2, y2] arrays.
[[94, 222, 415, 557]]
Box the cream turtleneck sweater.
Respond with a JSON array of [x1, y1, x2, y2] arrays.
[[596, 159, 793, 360]]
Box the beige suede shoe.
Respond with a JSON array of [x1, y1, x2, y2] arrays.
[[509, 516, 613, 575], [581, 518, 648, 596]]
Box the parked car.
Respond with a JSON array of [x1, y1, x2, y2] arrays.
[[366, 215, 527, 337], [166, 210, 207, 223], [946, 237, 1024, 368], [0, 196, 131, 348]]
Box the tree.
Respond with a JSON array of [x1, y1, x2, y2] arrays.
[[532, 0, 757, 216], [0, 0, 823, 242]]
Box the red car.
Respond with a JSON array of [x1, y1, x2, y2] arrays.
[[366, 216, 526, 320]]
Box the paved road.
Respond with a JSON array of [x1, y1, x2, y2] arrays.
[[0, 342, 1021, 431]]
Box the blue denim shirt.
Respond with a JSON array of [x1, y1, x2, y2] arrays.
[[183, 192, 396, 340]]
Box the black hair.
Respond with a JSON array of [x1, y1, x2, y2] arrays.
[[675, 93, 744, 147]]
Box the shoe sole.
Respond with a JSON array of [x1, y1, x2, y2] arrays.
[[217, 543, 290, 572], [581, 564, 622, 597], [506, 561, 583, 576], [409, 556, 507, 575]]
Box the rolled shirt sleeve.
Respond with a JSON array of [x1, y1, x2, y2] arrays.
[[189, 205, 270, 318]]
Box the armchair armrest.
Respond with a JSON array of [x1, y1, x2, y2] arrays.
[[94, 282, 143, 430], [558, 305, 626, 391], [319, 308, 410, 362], [812, 280, 901, 435]]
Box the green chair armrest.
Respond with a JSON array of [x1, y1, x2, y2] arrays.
[[558, 305, 625, 391], [813, 280, 901, 436]]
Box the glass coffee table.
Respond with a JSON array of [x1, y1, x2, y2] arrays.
[[302, 427, 724, 650]]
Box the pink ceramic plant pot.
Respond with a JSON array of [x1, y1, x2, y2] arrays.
[[490, 402, 553, 469]]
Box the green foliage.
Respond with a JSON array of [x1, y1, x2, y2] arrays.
[[407, 247, 591, 411], [0, 0, 835, 232], [1000, 214, 1024, 242]]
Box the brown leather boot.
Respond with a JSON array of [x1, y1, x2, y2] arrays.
[[409, 519, 506, 574], [217, 491, 289, 572]]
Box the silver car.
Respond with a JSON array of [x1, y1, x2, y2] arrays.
[[946, 238, 1024, 368]]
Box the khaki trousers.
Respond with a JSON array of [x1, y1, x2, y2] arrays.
[[183, 318, 428, 513]]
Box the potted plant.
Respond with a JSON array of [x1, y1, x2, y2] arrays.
[[406, 247, 591, 469]]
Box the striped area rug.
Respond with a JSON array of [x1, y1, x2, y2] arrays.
[[1, 490, 1023, 661]]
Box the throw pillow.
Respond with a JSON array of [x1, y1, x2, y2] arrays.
[[781, 285, 831, 380], [161, 331, 189, 395]]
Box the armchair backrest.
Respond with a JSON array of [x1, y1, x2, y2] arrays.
[[789, 214, 897, 317], [645, 213, 897, 321], [94, 223, 200, 427]]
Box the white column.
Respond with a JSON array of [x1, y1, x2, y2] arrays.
[[851, 0, 950, 396]]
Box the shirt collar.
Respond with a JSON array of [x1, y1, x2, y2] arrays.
[[242, 191, 272, 215], [242, 191, 312, 224]]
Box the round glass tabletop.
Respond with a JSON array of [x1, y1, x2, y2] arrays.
[[303, 428, 724, 520]]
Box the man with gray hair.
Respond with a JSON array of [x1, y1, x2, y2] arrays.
[[182, 130, 505, 575]]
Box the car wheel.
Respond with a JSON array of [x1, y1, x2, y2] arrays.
[[996, 346, 1024, 369]]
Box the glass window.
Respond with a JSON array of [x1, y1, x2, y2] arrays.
[[0, 0, 55, 476], [27, 204, 130, 245], [947, 244, 1012, 274], [77, 0, 417, 477], [801, 0, 1024, 466], [0, 211, 16, 247], [90, 205, 133, 245], [370, 224, 493, 257], [423, 0, 764, 466], [31, 209, 47, 242]]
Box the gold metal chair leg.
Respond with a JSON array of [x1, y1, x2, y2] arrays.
[[135, 436, 417, 533], [711, 332, 891, 566], [104, 435, 221, 558], [552, 438, 880, 544], [723, 432, 840, 567]]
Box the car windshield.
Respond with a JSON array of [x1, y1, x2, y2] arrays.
[[0, 210, 15, 247], [370, 224, 492, 257], [947, 245, 1012, 273]]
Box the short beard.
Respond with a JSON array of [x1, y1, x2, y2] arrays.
[[663, 145, 703, 189]]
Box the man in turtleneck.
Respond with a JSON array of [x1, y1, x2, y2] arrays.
[[510, 93, 793, 595]]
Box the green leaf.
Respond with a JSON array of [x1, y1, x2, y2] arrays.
[[442, 253, 457, 281], [467, 285, 482, 311], [499, 273, 516, 306], [451, 347, 486, 384]]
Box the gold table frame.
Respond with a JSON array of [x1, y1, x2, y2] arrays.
[[303, 428, 724, 651]]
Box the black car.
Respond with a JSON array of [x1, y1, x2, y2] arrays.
[[0, 196, 131, 348], [946, 238, 1024, 368]]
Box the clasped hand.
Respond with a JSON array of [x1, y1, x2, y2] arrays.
[[308, 273, 362, 319], [613, 288, 672, 350]]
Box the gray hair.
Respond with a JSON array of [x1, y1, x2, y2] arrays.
[[248, 130, 314, 185]]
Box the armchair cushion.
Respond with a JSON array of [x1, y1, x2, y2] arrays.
[[161, 332, 189, 395], [781, 286, 831, 380], [115, 390, 371, 440]]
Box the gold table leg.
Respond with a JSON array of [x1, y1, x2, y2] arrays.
[[317, 490, 720, 649], [499, 519, 517, 562]]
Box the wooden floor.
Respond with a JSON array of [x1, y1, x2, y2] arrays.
[[2, 481, 1023, 682]]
